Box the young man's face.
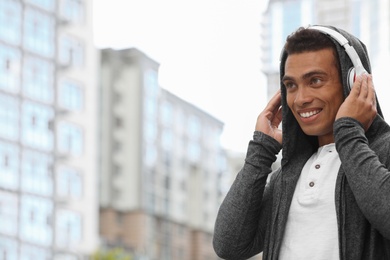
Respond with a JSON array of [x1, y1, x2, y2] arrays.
[[283, 48, 344, 146]]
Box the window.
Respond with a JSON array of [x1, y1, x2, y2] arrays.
[[163, 150, 171, 169], [23, 56, 54, 103], [22, 150, 53, 196], [161, 129, 173, 151], [112, 92, 121, 104], [180, 180, 186, 191], [0, 141, 19, 190], [20, 244, 51, 260], [162, 197, 170, 216], [144, 69, 159, 97], [164, 176, 171, 190], [116, 212, 124, 225], [60, 0, 84, 23], [161, 101, 173, 126], [53, 254, 79, 260], [58, 35, 84, 68], [0, 0, 21, 44], [0, 236, 18, 260], [26, 0, 55, 11], [113, 140, 122, 152], [145, 192, 156, 214], [187, 116, 202, 163], [21, 101, 54, 151], [57, 166, 83, 199], [144, 119, 157, 141], [176, 110, 185, 135], [282, 2, 302, 49], [113, 164, 121, 175], [0, 43, 21, 92], [57, 122, 83, 156], [143, 146, 157, 168], [58, 79, 83, 111], [0, 191, 18, 236], [114, 117, 123, 127], [188, 115, 201, 139], [143, 69, 159, 120], [111, 188, 121, 201], [56, 209, 82, 248], [24, 7, 55, 57], [144, 70, 159, 121], [20, 195, 53, 246], [144, 97, 158, 120], [0, 94, 19, 140], [188, 141, 201, 163], [143, 69, 159, 170]]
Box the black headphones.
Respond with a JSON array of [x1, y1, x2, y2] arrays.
[[308, 25, 368, 89]]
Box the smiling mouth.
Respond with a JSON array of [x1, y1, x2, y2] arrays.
[[299, 110, 321, 118]]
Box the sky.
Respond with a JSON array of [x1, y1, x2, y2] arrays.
[[93, 0, 270, 153]]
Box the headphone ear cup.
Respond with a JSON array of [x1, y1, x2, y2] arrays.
[[347, 67, 356, 89]]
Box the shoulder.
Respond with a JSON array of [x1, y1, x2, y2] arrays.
[[368, 116, 390, 145], [368, 116, 390, 164]]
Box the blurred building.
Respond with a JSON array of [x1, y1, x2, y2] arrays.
[[99, 48, 227, 260], [0, 0, 99, 259], [261, 0, 390, 113], [261, 0, 361, 99], [224, 150, 245, 186]]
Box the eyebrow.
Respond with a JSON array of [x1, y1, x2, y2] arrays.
[[282, 70, 327, 82]]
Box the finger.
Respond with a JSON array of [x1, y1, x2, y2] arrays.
[[366, 74, 376, 106], [350, 75, 363, 97], [271, 95, 283, 121], [359, 74, 369, 98], [265, 90, 282, 114], [273, 106, 283, 127]]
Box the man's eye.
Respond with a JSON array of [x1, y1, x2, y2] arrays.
[[311, 78, 322, 84], [284, 82, 295, 89]]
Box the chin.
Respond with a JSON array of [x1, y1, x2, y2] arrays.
[[299, 126, 325, 137], [301, 127, 333, 139]]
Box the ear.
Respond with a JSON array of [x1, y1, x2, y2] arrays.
[[347, 67, 355, 90]]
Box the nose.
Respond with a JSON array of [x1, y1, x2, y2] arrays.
[[294, 87, 312, 107]]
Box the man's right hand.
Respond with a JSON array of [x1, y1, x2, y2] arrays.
[[255, 90, 283, 144]]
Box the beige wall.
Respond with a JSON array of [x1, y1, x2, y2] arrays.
[[100, 209, 221, 260]]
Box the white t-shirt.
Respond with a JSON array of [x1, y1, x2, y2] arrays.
[[279, 143, 341, 260]]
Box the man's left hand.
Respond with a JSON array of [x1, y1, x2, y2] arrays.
[[336, 74, 377, 131]]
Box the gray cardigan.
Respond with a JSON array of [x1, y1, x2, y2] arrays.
[[213, 26, 390, 260], [213, 116, 390, 259]]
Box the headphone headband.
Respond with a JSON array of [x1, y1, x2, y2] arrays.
[[308, 25, 367, 88], [308, 25, 349, 46]]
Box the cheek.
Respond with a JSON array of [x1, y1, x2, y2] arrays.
[[286, 95, 295, 111], [331, 96, 344, 112]]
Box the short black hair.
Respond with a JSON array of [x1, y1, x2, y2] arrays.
[[284, 26, 341, 72]]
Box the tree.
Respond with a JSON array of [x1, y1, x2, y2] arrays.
[[90, 248, 133, 260]]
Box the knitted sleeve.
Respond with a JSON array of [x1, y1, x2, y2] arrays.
[[334, 117, 390, 239], [213, 131, 282, 259]]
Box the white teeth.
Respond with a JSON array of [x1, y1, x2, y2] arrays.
[[300, 110, 320, 118]]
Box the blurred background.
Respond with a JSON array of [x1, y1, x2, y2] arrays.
[[0, 0, 389, 259]]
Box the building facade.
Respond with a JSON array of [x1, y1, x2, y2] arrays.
[[261, 0, 357, 98], [99, 48, 227, 260], [0, 0, 99, 259], [261, 0, 390, 116]]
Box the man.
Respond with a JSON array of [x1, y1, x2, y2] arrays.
[[213, 25, 390, 260]]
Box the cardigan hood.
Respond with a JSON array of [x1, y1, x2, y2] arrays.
[[278, 25, 384, 166]]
